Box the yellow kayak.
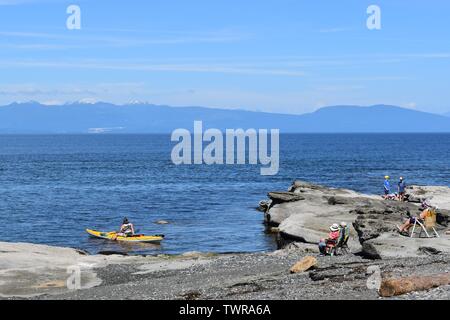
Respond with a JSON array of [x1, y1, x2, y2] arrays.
[[86, 229, 164, 243]]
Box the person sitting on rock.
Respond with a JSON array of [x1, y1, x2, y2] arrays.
[[385, 193, 398, 201], [397, 205, 434, 235], [338, 222, 350, 244], [113, 217, 135, 240], [318, 223, 340, 255]]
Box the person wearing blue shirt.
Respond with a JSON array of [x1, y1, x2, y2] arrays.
[[383, 175, 390, 196], [398, 177, 407, 202]]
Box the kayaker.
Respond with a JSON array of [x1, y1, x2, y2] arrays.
[[113, 217, 135, 240]]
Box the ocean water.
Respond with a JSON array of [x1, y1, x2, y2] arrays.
[[0, 134, 449, 255]]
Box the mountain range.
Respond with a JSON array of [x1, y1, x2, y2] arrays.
[[1, 101, 450, 133]]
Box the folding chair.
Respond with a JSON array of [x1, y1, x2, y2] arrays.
[[325, 239, 338, 256], [336, 234, 350, 255], [410, 209, 440, 238]]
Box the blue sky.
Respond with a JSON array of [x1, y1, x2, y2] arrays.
[[0, 0, 449, 114]]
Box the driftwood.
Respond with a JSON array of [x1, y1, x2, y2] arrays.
[[289, 256, 317, 274], [379, 273, 450, 297]]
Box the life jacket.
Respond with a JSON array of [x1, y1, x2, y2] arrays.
[[121, 223, 133, 234]]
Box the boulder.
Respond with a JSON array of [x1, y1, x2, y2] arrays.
[[288, 180, 325, 192], [269, 227, 280, 233], [268, 192, 305, 203], [289, 256, 317, 273], [327, 196, 350, 205], [258, 200, 272, 212]]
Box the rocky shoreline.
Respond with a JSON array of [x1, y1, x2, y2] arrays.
[[263, 181, 450, 259], [1, 181, 449, 300]]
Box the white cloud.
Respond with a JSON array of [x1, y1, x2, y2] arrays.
[[0, 29, 250, 50], [0, 59, 307, 77], [406, 102, 417, 109], [8, 51, 447, 78], [41, 99, 64, 105], [0, 0, 70, 5], [0, 84, 97, 96], [318, 27, 350, 33], [0, 0, 30, 4]]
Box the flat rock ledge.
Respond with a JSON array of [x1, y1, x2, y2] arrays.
[[0, 241, 214, 299], [263, 180, 450, 259], [0, 242, 121, 298]]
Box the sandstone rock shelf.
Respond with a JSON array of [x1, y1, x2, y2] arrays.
[[262, 180, 450, 259], [1, 241, 449, 300]]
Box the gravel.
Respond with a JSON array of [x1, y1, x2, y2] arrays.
[[33, 250, 450, 300]]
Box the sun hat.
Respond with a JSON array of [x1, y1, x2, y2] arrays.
[[330, 223, 339, 232]]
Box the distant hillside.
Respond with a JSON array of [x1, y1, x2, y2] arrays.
[[1, 102, 450, 133], [296, 105, 450, 132]]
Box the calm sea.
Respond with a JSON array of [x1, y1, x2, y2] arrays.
[[0, 134, 449, 254]]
